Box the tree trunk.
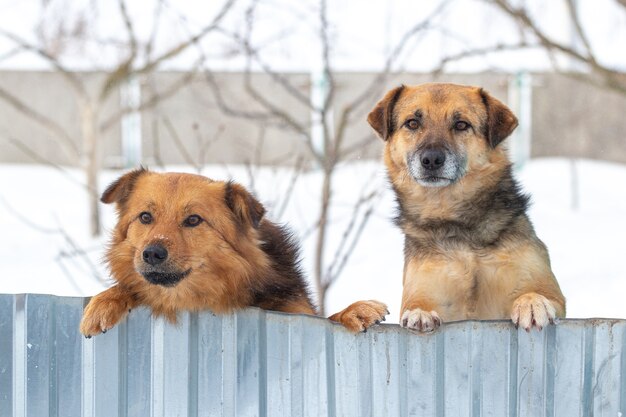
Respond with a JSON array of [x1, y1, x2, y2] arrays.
[[314, 167, 333, 315], [81, 103, 101, 237]]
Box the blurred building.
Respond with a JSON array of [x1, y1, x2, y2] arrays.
[[0, 71, 625, 167]]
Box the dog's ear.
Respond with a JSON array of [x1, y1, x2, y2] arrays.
[[367, 85, 405, 141], [224, 181, 266, 229], [479, 89, 518, 148], [101, 168, 148, 205]]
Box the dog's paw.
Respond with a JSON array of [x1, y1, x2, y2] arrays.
[[401, 308, 442, 332], [80, 295, 130, 337], [328, 300, 389, 333], [511, 292, 556, 331]]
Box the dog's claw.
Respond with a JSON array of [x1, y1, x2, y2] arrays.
[[401, 308, 442, 332], [85, 335, 91, 339], [101, 329, 107, 334], [329, 300, 388, 333], [511, 293, 558, 332]]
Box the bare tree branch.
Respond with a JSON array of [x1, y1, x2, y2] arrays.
[[4, 136, 91, 191], [212, 18, 312, 109], [243, 70, 316, 154], [0, 197, 105, 289], [118, 0, 138, 57], [490, 0, 588, 60], [0, 29, 88, 98], [98, 0, 235, 102], [97, 0, 139, 101], [318, 0, 334, 167], [238, 43, 313, 109], [0, 196, 61, 234], [342, 1, 451, 115], [145, 0, 165, 61], [274, 156, 305, 220], [229, 5, 315, 144], [319, 0, 335, 110], [195, 123, 225, 168], [339, 133, 378, 160], [55, 222, 105, 285], [430, 41, 533, 76], [202, 39, 317, 157], [0, 47, 21, 62], [564, 0, 595, 63], [324, 185, 381, 286], [203, 70, 308, 132], [0, 88, 79, 158], [162, 116, 201, 171], [100, 66, 200, 132], [136, 0, 236, 76], [150, 118, 166, 170], [489, 0, 626, 94]]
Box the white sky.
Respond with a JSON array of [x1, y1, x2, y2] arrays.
[[0, 0, 624, 73]]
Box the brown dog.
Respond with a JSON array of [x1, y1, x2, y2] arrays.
[[80, 169, 388, 336], [367, 83, 565, 332]]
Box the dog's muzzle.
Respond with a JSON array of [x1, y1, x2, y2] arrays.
[[141, 269, 191, 287], [408, 147, 465, 188], [138, 243, 191, 287]]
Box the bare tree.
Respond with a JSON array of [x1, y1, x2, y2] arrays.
[[200, 0, 450, 313], [0, 0, 236, 236], [488, 0, 626, 95], [405, 0, 626, 98]]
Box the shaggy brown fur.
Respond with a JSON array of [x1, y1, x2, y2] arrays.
[[368, 83, 565, 332], [80, 170, 388, 336]]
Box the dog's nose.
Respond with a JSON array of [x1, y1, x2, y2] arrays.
[[420, 149, 446, 170], [143, 245, 168, 266]]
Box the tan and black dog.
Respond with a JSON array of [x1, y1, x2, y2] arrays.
[[80, 169, 388, 336], [367, 83, 565, 332]]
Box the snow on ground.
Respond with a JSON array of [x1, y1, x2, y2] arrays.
[[1, 158, 625, 322]]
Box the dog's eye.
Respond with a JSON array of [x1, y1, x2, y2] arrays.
[[404, 119, 420, 130], [183, 215, 203, 228], [139, 212, 153, 225], [454, 121, 471, 131]]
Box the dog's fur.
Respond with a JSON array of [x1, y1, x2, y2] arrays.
[[80, 170, 387, 336], [368, 83, 565, 332]]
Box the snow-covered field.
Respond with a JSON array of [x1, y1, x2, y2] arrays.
[[1, 158, 625, 322]]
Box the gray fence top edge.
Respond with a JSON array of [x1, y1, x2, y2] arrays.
[[2, 293, 624, 334]]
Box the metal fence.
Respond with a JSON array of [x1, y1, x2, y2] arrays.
[[1, 294, 624, 417]]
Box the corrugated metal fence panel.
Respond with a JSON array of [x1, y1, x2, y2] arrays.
[[0, 294, 625, 417]]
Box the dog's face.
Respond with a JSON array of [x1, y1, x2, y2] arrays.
[[101, 170, 265, 290], [368, 83, 518, 188]]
